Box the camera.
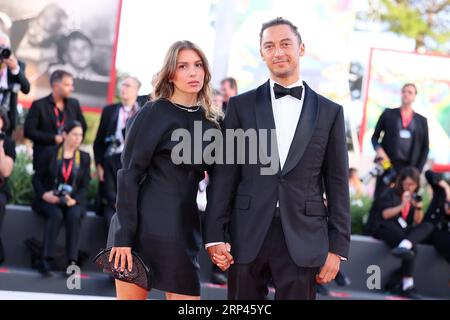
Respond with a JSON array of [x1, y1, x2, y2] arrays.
[[53, 183, 73, 205], [361, 157, 397, 185], [412, 193, 422, 203], [105, 135, 122, 157], [0, 131, 5, 141], [0, 45, 11, 61]]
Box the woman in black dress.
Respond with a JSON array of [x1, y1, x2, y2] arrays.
[[107, 41, 223, 300]]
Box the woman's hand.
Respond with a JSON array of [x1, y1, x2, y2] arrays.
[[65, 195, 77, 207], [401, 191, 411, 205], [109, 247, 133, 272], [42, 191, 60, 204]]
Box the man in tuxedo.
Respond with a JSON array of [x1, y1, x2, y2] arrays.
[[0, 32, 30, 136], [93, 76, 140, 229], [370, 83, 429, 200], [24, 70, 86, 169], [204, 17, 350, 300]]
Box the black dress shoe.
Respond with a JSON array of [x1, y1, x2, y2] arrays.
[[392, 247, 415, 260], [316, 284, 330, 296], [211, 272, 228, 285], [400, 286, 422, 299], [334, 271, 351, 286]]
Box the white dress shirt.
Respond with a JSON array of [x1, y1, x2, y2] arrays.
[[114, 103, 137, 154], [0, 65, 20, 103]]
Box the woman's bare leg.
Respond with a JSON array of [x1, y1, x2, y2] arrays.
[[165, 292, 200, 300], [115, 280, 148, 300]]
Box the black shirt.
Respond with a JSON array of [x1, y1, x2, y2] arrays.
[[397, 117, 415, 162]]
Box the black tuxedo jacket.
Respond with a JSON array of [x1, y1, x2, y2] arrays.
[[4, 60, 30, 134], [24, 94, 87, 168], [371, 107, 429, 172], [93, 103, 122, 166], [204, 80, 351, 267]]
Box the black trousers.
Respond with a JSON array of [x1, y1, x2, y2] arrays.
[[0, 192, 6, 233], [228, 217, 319, 300], [375, 220, 434, 277], [431, 229, 450, 263], [33, 200, 83, 261]]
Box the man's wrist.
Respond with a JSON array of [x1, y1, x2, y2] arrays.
[[205, 242, 225, 249]]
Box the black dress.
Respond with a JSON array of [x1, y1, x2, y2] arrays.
[[107, 99, 216, 296]]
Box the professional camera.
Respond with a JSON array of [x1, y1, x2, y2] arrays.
[[412, 193, 423, 203], [0, 45, 11, 61], [104, 135, 122, 157], [0, 131, 5, 141], [53, 183, 73, 206], [361, 157, 397, 185]]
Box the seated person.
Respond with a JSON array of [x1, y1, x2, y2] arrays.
[[0, 110, 15, 264], [370, 166, 434, 299], [31, 120, 90, 275], [424, 170, 450, 263]]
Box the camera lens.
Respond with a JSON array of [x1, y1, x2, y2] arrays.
[[0, 48, 11, 60]]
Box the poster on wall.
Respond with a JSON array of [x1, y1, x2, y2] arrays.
[[0, 0, 122, 109], [360, 48, 450, 169]]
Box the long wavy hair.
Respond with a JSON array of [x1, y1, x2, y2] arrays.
[[154, 40, 223, 127]]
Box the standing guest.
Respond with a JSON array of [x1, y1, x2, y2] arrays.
[[370, 83, 429, 200], [105, 40, 222, 300], [24, 70, 86, 169], [205, 17, 351, 300], [32, 120, 91, 275], [219, 77, 238, 113], [94, 76, 140, 229], [0, 32, 31, 135]]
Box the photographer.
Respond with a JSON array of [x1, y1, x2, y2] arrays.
[[371, 83, 429, 200], [0, 32, 31, 136], [424, 170, 450, 263], [0, 110, 14, 264], [31, 120, 90, 275], [93, 76, 140, 229], [370, 166, 434, 299]]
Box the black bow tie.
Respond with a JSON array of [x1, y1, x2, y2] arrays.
[[273, 83, 303, 100]]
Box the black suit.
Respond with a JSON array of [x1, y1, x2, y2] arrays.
[[32, 146, 91, 261], [371, 108, 429, 199], [24, 94, 87, 169], [2, 61, 31, 135], [204, 81, 351, 299]]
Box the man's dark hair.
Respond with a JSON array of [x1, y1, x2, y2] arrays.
[[221, 77, 238, 92], [259, 17, 302, 45], [50, 69, 73, 86], [402, 83, 418, 95]]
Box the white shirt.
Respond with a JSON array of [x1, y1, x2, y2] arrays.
[[114, 104, 137, 153], [269, 78, 305, 170], [0, 65, 20, 103]]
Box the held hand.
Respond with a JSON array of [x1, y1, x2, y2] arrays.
[[207, 243, 234, 271], [65, 195, 77, 207], [96, 164, 104, 182], [54, 135, 63, 145], [401, 191, 411, 205], [42, 191, 60, 204], [109, 247, 133, 272], [316, 253, 341, 284]]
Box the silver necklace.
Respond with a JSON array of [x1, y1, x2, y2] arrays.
[[168, 99, 201, 112]]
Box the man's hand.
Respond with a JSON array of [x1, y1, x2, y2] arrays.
[[376, 147, 390, 162], [54, 135, 63, 145], [4, 55, 18, 71], [207, 243, 234, 271], [316, 253, 341, 284], [96, 164, 104, 182]]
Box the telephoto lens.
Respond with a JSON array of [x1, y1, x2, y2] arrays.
[[0, 46, 11, 60]]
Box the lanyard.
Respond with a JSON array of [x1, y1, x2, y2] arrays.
[[62, 158, 74, 183], [401, 201, 411, 220], [54, 106, 64, 129]]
